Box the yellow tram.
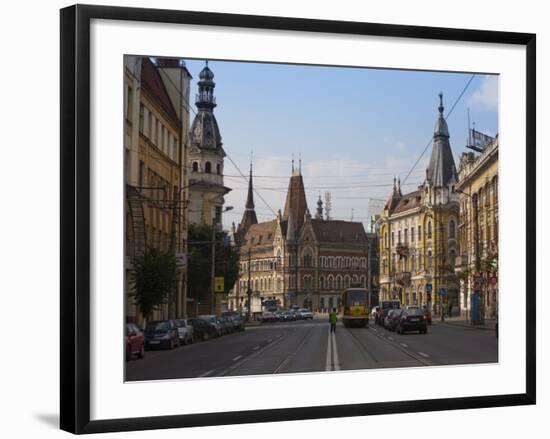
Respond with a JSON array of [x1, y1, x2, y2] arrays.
[[342, 287, 369, 328]]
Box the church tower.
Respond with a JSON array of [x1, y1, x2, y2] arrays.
[[283, 159, 309, 234], [187, 61, 231, 227]]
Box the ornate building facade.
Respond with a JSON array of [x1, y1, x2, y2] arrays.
[[378, 94, 460, 313], [454, 135, 499, 320], [187, 62, 231, 228], [229, 163, 373, 314], [124, 56, 192, 324]]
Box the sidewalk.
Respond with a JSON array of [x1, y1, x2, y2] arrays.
[[433, 316, 498, 331]]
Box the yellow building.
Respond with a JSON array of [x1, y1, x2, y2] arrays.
[[124, 56, 192, 325], [379, 94, 460, 315], [455, 135, 498, 320]]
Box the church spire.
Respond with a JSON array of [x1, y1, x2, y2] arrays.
[[426, 93, 457, 187], [283, 160, 309, 232], [236, 161, 258, 243]]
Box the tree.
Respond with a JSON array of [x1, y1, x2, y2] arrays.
[[130, 246, 177, 320], [187, 224, 240, 305]]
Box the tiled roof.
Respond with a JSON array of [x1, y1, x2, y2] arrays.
[[311, 219, 367, 243], [392, 190, 422, 214], [243, 220, 277, 248], [141, 58, 179, 125]]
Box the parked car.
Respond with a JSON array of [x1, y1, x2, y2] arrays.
[[377, 300, 401, 326], [174, 319, 194, 345], [219, 315, 234, 334], [280, 310, 296, 322], [384, 309, 400, 331], [221, 311, 245, 332], [144, 320, 179, 350], [198, 315, 223, 337], [273, 310, 284, 321], [396, 308, 428, 334], [189, 318, 218, 341], [422, 306, 432, 325], [261, 311, 277, 323], [125, 323, 145, 361]]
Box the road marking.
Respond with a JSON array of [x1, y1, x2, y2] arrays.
[[332, 332, 341, 371], [252, 345, 260, 350], [417, 351, 430, 358], [388, 336, 394, 341], [232, 355, 243, 362], [325, 328, 333, 371], [199, 370, 214, 377], [400, 343, 408, 348]]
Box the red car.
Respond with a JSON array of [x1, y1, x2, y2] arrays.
[[125, 323, 145, 361]]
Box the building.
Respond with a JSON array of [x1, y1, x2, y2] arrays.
[[124, 56, 192, 325], [378, 94, 460, 314], [187, 61, 231, 228], [455, 134, 499, 320], [229, 162, 374, 314]]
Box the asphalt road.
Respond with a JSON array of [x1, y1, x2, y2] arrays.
[[126, 318, 498, 381]]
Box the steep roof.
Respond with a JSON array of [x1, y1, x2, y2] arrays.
[[311, 219, 368, 244], [237, 164, 258, 240], [283, 172, 308, 232], [425, 93, 458, 187], [141, 58, 179, 125], [242, 220, 277, 249], [392, 190, 422, 214]]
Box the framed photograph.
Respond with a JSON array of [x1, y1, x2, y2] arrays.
[[60, 4, 536, 434]]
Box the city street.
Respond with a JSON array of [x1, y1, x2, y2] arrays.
[[126, 317, 498, 381]]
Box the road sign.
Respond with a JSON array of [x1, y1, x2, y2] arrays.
[[426, 283, 433, 293], [214, 276, 224, 292], [438, 287, 448, 296]]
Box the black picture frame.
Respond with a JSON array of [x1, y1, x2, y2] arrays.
[[60, 4, 536, 434]]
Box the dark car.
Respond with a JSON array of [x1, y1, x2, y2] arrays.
[[396, 308, 428, 334], [261, 311, 277, 323], [222, 311, 245, 332], [198, 315, 223, 337], [125, 323, 145, 361], [219, 315, 234, 334], [144, 320, 179, 350], [280, 310, 296, 322], [189, 318, 218, 341]]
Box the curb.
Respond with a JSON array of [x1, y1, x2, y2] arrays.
[[437, 321, 496, 331]]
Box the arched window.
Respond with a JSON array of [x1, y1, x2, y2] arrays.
[[360, 275, 366, 288], [205, 161, 212, 173], [216, 163, 221, 175], [427, 221, 432, 239], [384, 232, 388, 248], [427, 250, 433, 269], [328, 276, 334, 289], [303, 248, 313, 267], [192, 161, 199, 172], [449, 219, 456, 239], [449, 249, 456, 270], [336, 276, 342, 289], [344, 275, 350, 288], [319, 276, 325, 289]]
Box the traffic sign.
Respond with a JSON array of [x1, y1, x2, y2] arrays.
[[426, 283, 433, 293], [214, 276, 224, 292], [438, 287, 448, 296]]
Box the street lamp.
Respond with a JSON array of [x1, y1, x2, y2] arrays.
[[210, 205, 233, 316]]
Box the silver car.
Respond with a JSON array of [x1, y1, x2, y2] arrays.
[[175, 319, 194, 345]]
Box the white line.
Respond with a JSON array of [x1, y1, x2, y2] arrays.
[[252, 345, 260, 350], [332, 332, 341, 371], [400, 343, 408, 348], [232, 355, 243, 361], [325, 328, 333, 371], [388, 336, 394, 341], [198, 369, 214, 377], [417, 351, 430, 358]]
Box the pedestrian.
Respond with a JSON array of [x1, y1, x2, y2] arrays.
[[329, 308, 337, 333]]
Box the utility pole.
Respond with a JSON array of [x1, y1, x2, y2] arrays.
[[210, 219, 216, 315]]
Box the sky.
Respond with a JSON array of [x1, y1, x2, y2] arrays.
[[182, 58, 499, 231]]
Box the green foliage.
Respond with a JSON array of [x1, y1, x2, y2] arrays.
[[130, 246, 177, 319], [480, 251, 498, 274], [187, 224, 240, 303]]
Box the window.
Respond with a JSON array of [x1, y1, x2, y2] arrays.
[[404, 229, 408, 244], [418, 225, 421, 241], [155, 119, 160, 146], [139, 103, 144, 132], [449, 219, 456, 239], [391, 232, 395, 246], [205, 161, 212, 173], [173, 136, 178, 160], [126, 85, 132, 119], [427, 221, 432, 239], [139, 161, 145, 189], [411, 227, 415, 242], [398, 230, 401, 244], [384, 232, 388, 248], [216, 163, 221, 175], [192, 162, 199, 172]]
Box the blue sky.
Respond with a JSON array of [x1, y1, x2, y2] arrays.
[[183, 59, 498, 230]]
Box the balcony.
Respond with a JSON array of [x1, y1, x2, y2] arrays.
[[395, 272, 411, 286]]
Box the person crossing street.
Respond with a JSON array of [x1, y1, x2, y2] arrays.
[[329, 308, 337, 333]]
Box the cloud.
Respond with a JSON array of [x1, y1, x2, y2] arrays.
[[466, 75, 499, 112]]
